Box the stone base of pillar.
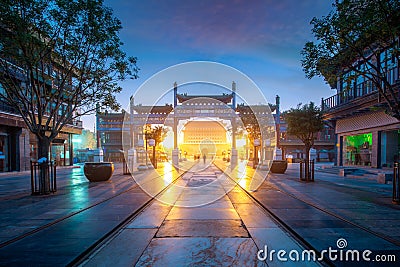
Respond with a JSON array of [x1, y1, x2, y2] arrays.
[[259, 164, 269, 171], [258, 160, 271, 171], [273, 147, 283, 160], [93, 148, 104, 163], [127, 148, 137, 173], [230, 149, 238, 168], [128, 148, 136, 163], [172, 149, 179, 168]]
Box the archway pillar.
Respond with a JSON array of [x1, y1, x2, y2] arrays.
[[172, 148, 180, 168], [230, 148, 238, 167]]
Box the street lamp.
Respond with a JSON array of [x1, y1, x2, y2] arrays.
[[148, 138, 156, 168], [144, 124, 151, 166], [254, 138, 260, 169]]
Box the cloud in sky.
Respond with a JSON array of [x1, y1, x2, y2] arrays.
[[109, 0, 332, 53], [81, 0, 334, 130]]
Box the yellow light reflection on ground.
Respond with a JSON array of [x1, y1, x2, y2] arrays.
[[163, 163, 173, 186], [238, 178, 249, 189], [237, 161, 248, 179], [237, 160, 250, 190]]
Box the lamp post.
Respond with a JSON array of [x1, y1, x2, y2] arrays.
[[144, 125, 150, 166], [149, 138, 156, 168], [254, 138, 260, 169]]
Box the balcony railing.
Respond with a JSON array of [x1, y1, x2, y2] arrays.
[[322, 85, 378, 111]]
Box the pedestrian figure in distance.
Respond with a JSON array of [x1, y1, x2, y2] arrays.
[[203, 154, 206, 164]]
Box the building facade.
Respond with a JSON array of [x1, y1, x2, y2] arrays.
[[96, 111, 126, 162], [279, 121, 336, 162], [0, 99, 82, 171], [322, 46, 400, 168], [96, 88, 335, 165], [0, 39, 83, 171], [180, 120, 230, 157]]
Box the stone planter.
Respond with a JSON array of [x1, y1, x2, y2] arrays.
[[84, 162, 114, 182], [137, 164, 148, 171], [270, 160, 288, 174]]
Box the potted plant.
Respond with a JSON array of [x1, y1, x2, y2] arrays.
[[270, 160, 288, 174], [84, 162, 114, 182]]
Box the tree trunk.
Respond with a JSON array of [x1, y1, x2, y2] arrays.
[[305, 145, 311, 182], [37, 136, 51, 194]]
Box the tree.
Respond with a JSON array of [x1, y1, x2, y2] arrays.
[[80, 129, 96, 149], [301, 0, 400, 119], [145, 125, 168, 168], [284, 102, 324, 179], [237, 104, 275, 167], [0, 0, 138, 193]]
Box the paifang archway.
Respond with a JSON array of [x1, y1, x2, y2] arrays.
[[126, 81, 275, 170]]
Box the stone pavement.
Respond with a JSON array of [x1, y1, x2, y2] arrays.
[[81, 162, 317, 267], [0, 160, 400, 266], [216, 160, 400, 266], [0, 161, 194, 266]]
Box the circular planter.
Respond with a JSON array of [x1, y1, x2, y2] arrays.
[[84, 162, 114, 182], [270, 160, 288, 174]]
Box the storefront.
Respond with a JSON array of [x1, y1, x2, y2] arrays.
[[343, 133, 372, 166], [0, 133, 8, 172], [0, 126, 29, 172], [51, 139, 70, 166], [30, 132, 74, 166], [336, 111, 400, 168], [380, 130, 400, 168]]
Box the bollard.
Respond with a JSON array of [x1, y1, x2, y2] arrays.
[[393, 162, 400, 204], [310, 159, 315, 182], [123, 158, 130, 175], [300, 160, 305, 181]]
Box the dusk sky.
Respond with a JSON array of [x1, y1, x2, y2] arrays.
[[83, 0, 335, 130]]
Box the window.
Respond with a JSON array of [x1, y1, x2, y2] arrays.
[[380, 47, 399, 86], [344, 133, 372, 166]]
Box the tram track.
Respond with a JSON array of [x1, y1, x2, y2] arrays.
[[213, 163, 332, 266], [77, 162, 330, 266], [6, 161, 396, 266], [75, 162, 266, 266], [69, 163, 195, 266], [0, 164, 187, 252], [214, 162, 400, 266]]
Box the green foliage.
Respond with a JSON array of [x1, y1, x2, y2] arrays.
[[284, 102, 324, 155], [145, 125, 168, 146], [0, 0, 138, 148], [301, 0, 400, 119], [80, 129, 96, 149]]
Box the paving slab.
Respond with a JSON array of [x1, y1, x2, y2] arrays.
[[135, 237, 265, 267], [82, 229, 157, 267], [156, 219, 249, 237], [84, 163, 315, 266], [0, 162, 190, 266]]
